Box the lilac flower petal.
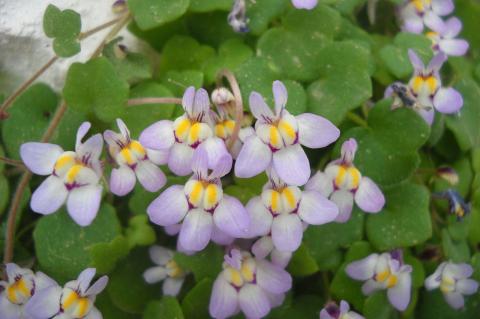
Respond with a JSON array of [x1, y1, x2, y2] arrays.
[[424, 262, 445, 290], [139, 120, 175, 150], [135, 160, 166, 192], [182, 86, 196, 114], [238, 126, 255, 142], [245, 197, 273, 237], [355, 177, 385, 213], [444, 291, 465, 309], [209, 277, 238, 319], [35, 271, 58, 290], [163, 277, 184, 296], [5, 263, 22, 279], [77, 133, 103, 163], [193, 88, 210, 116], [331, 190, 354, 223], [439, 39, 469, 56], [149, 246, 173, 265], [424, 12, 447, 35], [402, 16, 424, 34], [426, 52, 447, 73], [198, 137, 232, 172], [103, 130, 121, 147], [271, 213, 303, 252], [77, 268, 96, 293], [273, 144, 310, 186], [147, 185, 189, 226], [457, 279, 479, 295], [211, 225, 234, 246], [110, 166, 136, 196], [31, 175, 68, 215], [235, 135, 272, 178], [214, 195, 250, 238], [271, 249, 292, 268], [291, 0, 318, 9], [143, 267, 168, 284], [361, 279, 384, 295], [305, 171, 334, 197], [431, 0, 454, 16], [252, 236, 274, 259], [239, 284, 271, 319], [296, 113, 340, 148], [178, 209, 213, 251], [75, 122, 92, 149], [387, 272, 411, 311], [320, 309, 335, 319], [191, 146, 209, 177], [444, 17, 463, 38], [416, 107, 435, 125], [116, 118, 130, 139], [67, 185, 102, 226], [433, 87, 464, 114], [298, 190, 339, 225], [346, 254, 379, 280], [146, 148, 170, 165], [447, 263, 473, 278], [249, 92, 274, 120], [266, 292, 285, 308], [209, 154, 233, 179], [24, 284, 62, 319], [407, 49, 425, 73], [340, 300, 350, 313], [168, 142, 194, 176], [272, 80, 288, 114], [84, 307, 102, 319], [225, 249, 243, 269], [86, 276, 108, 296], [256, 259, 292, 294], [0, 292, 22, 319], [20, 142, 63, 175]]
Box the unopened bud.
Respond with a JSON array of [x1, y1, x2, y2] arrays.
[[211, 87, 235, 107], [436, 167, 459, 185], [112, 0, 127, 14]]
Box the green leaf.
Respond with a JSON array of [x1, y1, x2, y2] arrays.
[[0, 175, 9, 215], [287, 243, 319, 276], [189, 0, 231, 12], [224, 185, 258, 205], [366, 183, 432, 251], [159, 36, 215, 73], [125, 215, 156, 247], [246, 0, 289, 35], [96, 293, 137, 319], [442, 229, 471, 263], [63, 57, 129, 122], [181, 278, 213, 319], [363, 292, 399, 319], [33, 204, 122, 282], [144, 297, 184, 319], [174, 244, 223, 282], [416, 289, 480, 318], [128, 0, 190, 30], [90, 236, 130, 273], [53, 37, 81, 58], [160, 70, 204, 97], [404, 254, 425, 289], [278, 294, 325, 318], [186, 11, 241, 48], [43, 4, 81, 57]]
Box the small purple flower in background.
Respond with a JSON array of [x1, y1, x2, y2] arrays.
[[432, 189, 471, 220], [147, 148, 250, 252], [320, 300, 364, 319], [0, 263, 56, 319], [228, 0, 249, 33], [252, 235, 293, 268], [143, 246, 187, 296], [26, 268, 108, 319], [425, 261, 479, 309], [209, 248, 291, 319], [306, 138, 385, 223], [140, 86, 232, 176], [426, 17, 469, 56], [385, 50, 463, 125], [292, 0, 318, 10], [235, 80, 340, 186], [104, 119, 167, 196], [398, 0, 454, 34], [346, 250, 412, 311], [246, 168, 338, 253], [20, 122, 103, 226], [436, 166, 459, 185]]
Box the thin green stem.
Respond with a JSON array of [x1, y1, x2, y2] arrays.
[[346, 111, 368, 128], [0, 156, 26, 169]]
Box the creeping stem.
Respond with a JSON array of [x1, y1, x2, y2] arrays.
[[127, 97, 183, 106]]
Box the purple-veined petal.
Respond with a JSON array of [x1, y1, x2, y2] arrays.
[[305, 171, 334, 197], [271, 249, 292, 268], [439, 39, 469, 57], [178, 209, 213, 251], [346, 254, 379, 280], [139, 120, 175, 150], [77, 133, 103, 163], [103, 130, 122, 148], [209, 154, 232, 180], [135, 160, 166, 192], [456, 279, 479, 295], [211, 225, 235, 246], [252, 236, 274, 259], [31, 175, 68, 215], [271, 214, 303, 252], [182, 86, 195, 114], [143, 267, 168, 284], [198, 137, 232, 173], [443, 17, 462, 38], [147, 185, 189, 226], [84, 307, 102, 319], [191, 146, 209, 178], [249, 92, 274, 121], [296, 113, 340, 149], [163, 277, 184, 296], [66, 185, 102, 227], [431, 0, 454, 16], [424, 262, 445, 290], [272, 80, 288, 115], [354, 177, 385, 213], [245, 197, 273, 237], [330, 190, 354, 223], [256, 259, 292, 294], [320, 308, 335, 319], [168, 142, 194, 176], [20, 142, 63, 175], [110, 166, 136, 196], [361, 279, 384, 295], [444, 291, 465, 309], [235, 135, 272, 178], [24, 285, 62, 319], [149, 246, 173, 265], [209, 277, 238, 319], [424, 12, 447, 35], [238, 284, 271, 319], [5, 263, 23, 280], [85, 276, 108, 296], [146, 148, 170, 166], [116, 118, 130, 140], [407, 49, 425, 73], [75, 122, 92, 149], [77, 268, 96, 294], [341, 138, 358, 164], [387, 271, 411, 311], [192, 88, 210, 117], [214, 195, 250, 238], [426, 52, 447, 73], [433, 87, 463, 114], [445, 262, 473, 279], [298, 190, 339, 225], [273, 144, 310, 186], [291, 0, 318, 9]]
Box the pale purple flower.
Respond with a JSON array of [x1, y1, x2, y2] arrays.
[[251, 235, 293, 268], [292, 0, 318, 10], [320, 300, 364, 319], [425, 261, 479, 309], [306, 138, 385, 223], [143, 246, 187, 296], [20, 122, 103, 226], [147, 148, 250, 252], [246, 168, 338, 252], [139, 86, 232, 176], [398, 0, 454, 34], [0, 263, 56, 319], [104, 119, 166, 196], [228, 0, 249, 33], [384, 50, 463, 125], [26, 268, 108, 319], [209, 249, 291, 319], [426, 17, 469, 56], [235, 80, 340, 186], [346, 250, 412, 311]]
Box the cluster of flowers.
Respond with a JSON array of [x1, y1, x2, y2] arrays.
[[1, 264, 107, 319]]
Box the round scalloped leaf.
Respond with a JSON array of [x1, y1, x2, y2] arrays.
[[144, 297, 185, 319], [128, 0, 190, 30], [189, 0, 231, 12], [173, 244, 223, 282], [43, 4, 81, 57], [181, 278, 212, 319], [159, 36, 215, 72]]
